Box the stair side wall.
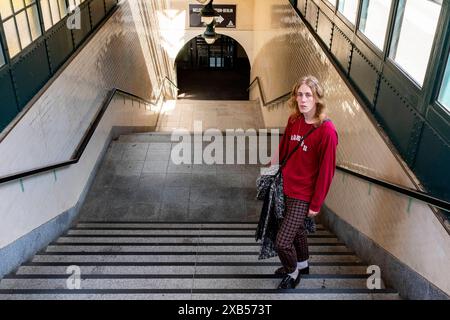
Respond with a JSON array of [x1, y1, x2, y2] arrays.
[[320, 206, 449, 300], [0, 2, 155, 278]]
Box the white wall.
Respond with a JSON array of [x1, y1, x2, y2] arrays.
[[0, 1, 156, 249]]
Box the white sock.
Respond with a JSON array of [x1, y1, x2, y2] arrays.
[[288, 268, 299, 279], [297, 260, 308, 270]]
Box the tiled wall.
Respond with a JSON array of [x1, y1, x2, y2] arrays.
[[0, 1, 155, 249], [249, 0, 450, 295], [298, 0, 450, 203], [250, 0, 302, 128]]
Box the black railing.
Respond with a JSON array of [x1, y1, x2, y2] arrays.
[[248, 77, 291, 107], [337, 165, 450, 212], [0, 77, 178, 185]]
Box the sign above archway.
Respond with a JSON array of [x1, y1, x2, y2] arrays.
[[189, 4, 236, 28]]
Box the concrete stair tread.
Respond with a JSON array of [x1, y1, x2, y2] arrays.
[[74, 223, 326, 230], [0, 218, 400, 299], [65, 230, 335, 237], [54, 237, 344, 244], [30, 254, 362, 264], [0, 277, 384, 290], [76, 222, 262, 228], [44, 245, 353, 253], [169, 99, 259, 104], [14, 264, 370, 274], [0, 290, 401, 300]]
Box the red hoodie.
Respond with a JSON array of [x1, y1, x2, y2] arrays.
[[277, 115, 338, 212]]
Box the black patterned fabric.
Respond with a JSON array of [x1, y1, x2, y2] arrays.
[[255, 171, 285, 260], [255, 170, 316, 260], [276, 197, 310, 272], [304, 216, 316, 233]]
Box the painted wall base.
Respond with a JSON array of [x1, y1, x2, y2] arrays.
[[319, 206, 449, 300]]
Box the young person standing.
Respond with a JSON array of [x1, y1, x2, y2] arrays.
[[275, 76, 338, 289]]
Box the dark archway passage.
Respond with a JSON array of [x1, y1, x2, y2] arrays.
[[175, 35, 250, 100]]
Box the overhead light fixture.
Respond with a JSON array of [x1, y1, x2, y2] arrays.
[[200, 0, 219, 26], [201, 15, 216, 25], [202, 21, 218, 45]]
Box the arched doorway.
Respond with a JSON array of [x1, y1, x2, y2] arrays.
[[175, 34, 250, 100]]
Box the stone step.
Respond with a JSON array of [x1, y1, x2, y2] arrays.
[[65, 229, 335, 237], [14, 264, 369, 275], [0, 275, 381, 290], [0, 290, 400, 300], [55, 237, 343, 244], [172, 99, 259, 105], [75, 222, 323, 229], [118, 133, 175, 143], [75, 222, 264, 229], [45, 244, 353, 253], [71, 226, 329, 233], [73, 225, 326, 231], [31, 254, 361, 264], [0, 214, 399, 299], [116, 134, 274, 143]]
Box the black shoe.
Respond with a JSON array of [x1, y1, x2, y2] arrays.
[[300, 266, 309, 275], [274, 266, 309, 275], [277, 273, 301, 289]]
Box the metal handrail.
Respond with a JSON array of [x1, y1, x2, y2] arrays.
[[336, 165, 450, 212], [0, 77, 178, 185], [247, 76, 291, 107], [1, 71, 448, 212]]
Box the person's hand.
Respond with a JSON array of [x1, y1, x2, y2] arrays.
[[308, 209, 319, 217]]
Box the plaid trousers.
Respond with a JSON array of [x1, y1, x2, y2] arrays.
[[276, 196, 310, 273]]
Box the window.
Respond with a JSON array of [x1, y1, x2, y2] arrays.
[[39, 0, 69, 31], [358, 0, 392, 50], [325, 0, 337, 7], [67, 0, 85, 11], [390, 0, 442, 86], [337, 0, 359, 25], [0, 2, 14, 19], [0, 43, 5, 66], [1, 0, 42, 58], [438, 52, 450, 111], [39, 0, 86, 30]]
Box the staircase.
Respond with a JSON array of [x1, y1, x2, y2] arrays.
[[0, 221, 399, 299], [0, 116, 400, 299], [156, 99, 265, 132]]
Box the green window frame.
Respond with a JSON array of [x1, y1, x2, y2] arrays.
[[389, 0, 443, 86], [39, 0, 70, 31], [39, 0, 86, 31], [0, 42, 5, 66], [358, 0, 392, 51], [0, 0, 42, 58], [438, 51, 450, 111], [337, 0, 359, 25]]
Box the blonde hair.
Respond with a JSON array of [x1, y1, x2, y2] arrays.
[[288, 75, 327, 126]]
